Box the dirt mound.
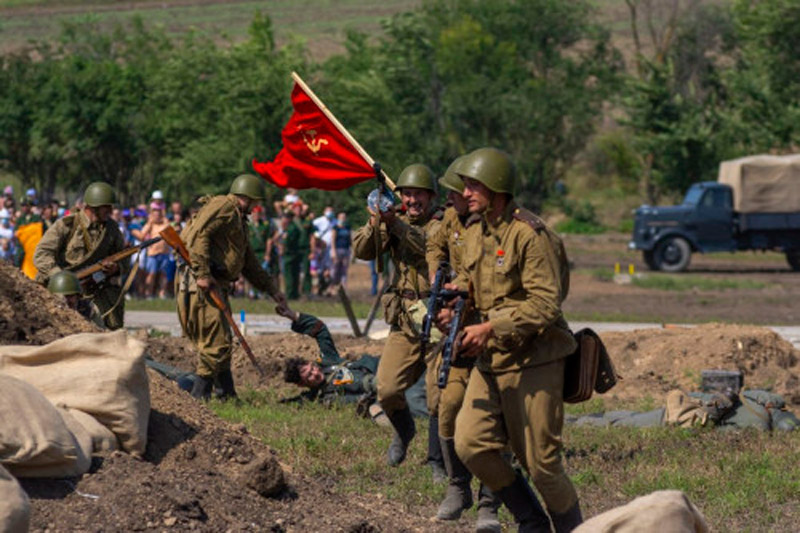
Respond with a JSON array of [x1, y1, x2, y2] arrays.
[[23, 369, 458, 532], [0, 263, 98, 345], [147, 329, 385, 388], [601, 323, 800, 405]]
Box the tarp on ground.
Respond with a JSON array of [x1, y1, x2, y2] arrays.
[[0, 464, 30, 533], [717, 154, 800, 213], [0, 331, 149, 455], [574, 490, 709, 533]]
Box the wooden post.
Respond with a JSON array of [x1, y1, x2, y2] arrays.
[[362, 281, 388, 337], [338, 285, 362, 337], [291, 71, 397, 191]]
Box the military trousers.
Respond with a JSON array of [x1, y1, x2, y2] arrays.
[[424, 350, 442, 417], [283, 256, 301, 300], [176, 286, 232, 379], [376, 327, 426, 416], [454, 358, 578, 514], [437, 360, 472, 439]]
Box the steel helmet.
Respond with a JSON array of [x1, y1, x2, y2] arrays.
[[457, 147, 516, 194], [84, 182, 116, 207], [395, 164, 436, 192], [438, 155, 469, 194], [48, 271, 81, 296], [230, 174, 265, 200]]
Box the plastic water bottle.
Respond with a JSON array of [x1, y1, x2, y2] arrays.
[[239, 309, 247, 336]]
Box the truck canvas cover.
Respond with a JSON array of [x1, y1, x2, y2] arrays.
[[718, 154, 800, 213]]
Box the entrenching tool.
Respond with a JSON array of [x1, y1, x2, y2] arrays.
[[160, 225, 265, 378]]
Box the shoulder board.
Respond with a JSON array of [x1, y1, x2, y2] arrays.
[[512, 207, 545, 231], [431, 206, 445, 221], [465, 213, 482, 228]]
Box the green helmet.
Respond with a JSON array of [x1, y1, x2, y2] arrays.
[[84, 182, 116, 207], [438, 155, 469, 194], [230, 174, 265, 200], [395, 164, 436, 192], [48, 271, 81, 296], [457, 147, 516, 194]]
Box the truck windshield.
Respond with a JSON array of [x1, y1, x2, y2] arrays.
[[683, 186, 704, 206]]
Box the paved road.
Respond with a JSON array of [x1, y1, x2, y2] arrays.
[[125, 311, 800, 348]]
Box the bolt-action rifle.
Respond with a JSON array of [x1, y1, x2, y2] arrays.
[[160, 225, 265, 377], [75, 233, 164, 281], [420, 261, 468, 357]]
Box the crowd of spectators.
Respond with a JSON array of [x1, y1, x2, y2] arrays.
[[1, 183, 356, 302]]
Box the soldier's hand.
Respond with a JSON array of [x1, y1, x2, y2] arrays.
[[379, 205, 396, 227], [435, 307, 454, 332], [459, 322, 494, 358], [273, 291, 288, 308], [367, 207, 380, 226], [100, 259, 119, 276], [196, 276, 215, 292]]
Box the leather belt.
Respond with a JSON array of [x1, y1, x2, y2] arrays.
[[399, 290, 431, 300]]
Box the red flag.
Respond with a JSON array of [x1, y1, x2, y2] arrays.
[[252, 82, 375, 191]]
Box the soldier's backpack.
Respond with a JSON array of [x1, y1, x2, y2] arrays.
[[563, 328, 619, 403]]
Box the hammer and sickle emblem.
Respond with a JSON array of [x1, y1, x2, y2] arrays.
[[301, 128, 329, 155]]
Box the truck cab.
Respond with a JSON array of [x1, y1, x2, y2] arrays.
[[629, 182, 735, 272]]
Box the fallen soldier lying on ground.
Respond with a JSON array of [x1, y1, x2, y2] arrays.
[[567, 388, 800, 431], [277, 306, 428, 421]]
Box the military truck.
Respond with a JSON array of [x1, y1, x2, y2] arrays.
[[629, 154, 800, 272]]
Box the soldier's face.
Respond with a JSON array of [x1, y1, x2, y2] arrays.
[[447, 190, 469, 216], [299, 362, 324, 388], [400, 187, 434, 217], [86, 205, 112, 222], [462, 178, 491, 214]]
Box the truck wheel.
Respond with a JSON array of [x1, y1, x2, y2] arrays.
[[654, 237, 691, 272], [643, 250, 658, 271], [786, 250, 800, 271]]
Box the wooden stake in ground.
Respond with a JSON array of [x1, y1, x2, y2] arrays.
[[362, 281, 388, 338], [337, 285, 362, 337]]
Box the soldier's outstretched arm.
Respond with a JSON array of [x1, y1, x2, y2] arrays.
[[242, 244, 281, 300], [487, 233, 563, 343]]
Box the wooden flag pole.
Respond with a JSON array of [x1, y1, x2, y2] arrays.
[[291, 71, 396, 191]]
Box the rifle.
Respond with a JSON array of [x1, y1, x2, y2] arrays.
[[160, 225, 265, 378], [76, 234, 163, 281], [421, 261, 468, 357], [438, 295, 471, 389]]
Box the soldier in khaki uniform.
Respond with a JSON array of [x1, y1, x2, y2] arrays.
[[33, 182, 128, 330], [176, 174, 286, 400], [352, 164, 442, 467], [426, 156, 501, 533], [440, 148, 582, 533]]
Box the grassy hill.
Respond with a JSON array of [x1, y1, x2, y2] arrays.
[[0, 0, 418, 58]]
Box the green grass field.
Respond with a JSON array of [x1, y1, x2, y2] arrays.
[[0, 0, 418, 57], [212, 388, 800, 530]]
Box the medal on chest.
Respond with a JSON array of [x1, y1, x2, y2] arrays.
[[496, 249, 505, 267]]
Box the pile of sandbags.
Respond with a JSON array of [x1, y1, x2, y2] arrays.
[[0, 465, 29, 533], [0, 331, 149, 480], [575, 490, 708, 533]]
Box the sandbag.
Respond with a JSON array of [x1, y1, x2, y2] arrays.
[[574, 490, 709, 533], [0, 375, 91, 478], [0, 330, 149, 455], [60, 408, 119, 453], [0, 465, 30, 533]]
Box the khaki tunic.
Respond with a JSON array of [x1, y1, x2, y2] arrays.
[[454, 201, 578, 514], [33, 210, 128, 330], [352, 210, 440, 415], [176, 195, 279, 378]]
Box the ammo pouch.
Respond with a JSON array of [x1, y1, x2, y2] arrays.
[[381, 290, 402, 326], [563, 328, 618, 404]]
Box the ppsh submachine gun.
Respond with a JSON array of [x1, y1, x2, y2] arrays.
[[419, 261, 471, 389]]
